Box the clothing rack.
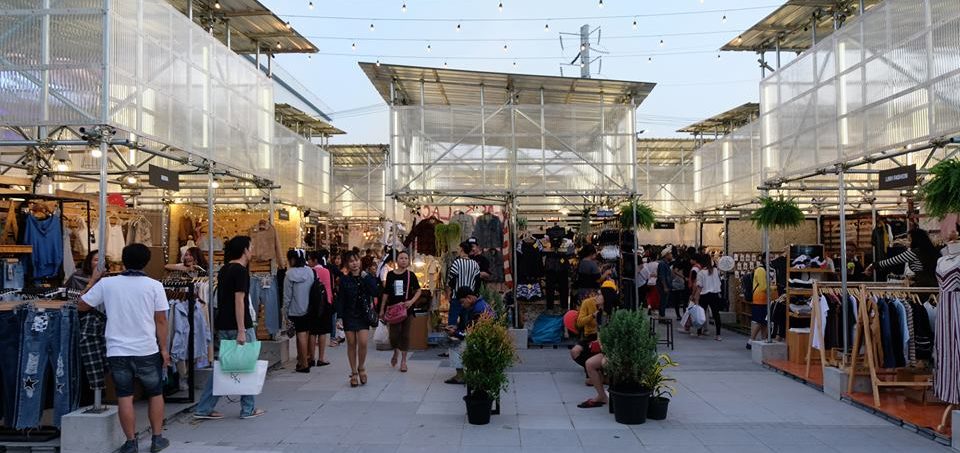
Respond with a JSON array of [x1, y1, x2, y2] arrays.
[[162, 279, 197, 404], [806, 282, 850, 378], [845, 284, 939, 407]]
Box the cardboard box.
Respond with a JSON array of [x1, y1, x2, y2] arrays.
[[787, 328, 810, 364], [409, 313, 429, 351]]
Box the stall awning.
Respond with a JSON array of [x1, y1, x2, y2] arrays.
[[275, 104, 345, 137], [720, 0, 883, 53], [637, 138, 706, 166], [166, 0, 318, 54], [359, 62, 655, 106], [328, 144, 388, 167], [678, 103, 759, 135]]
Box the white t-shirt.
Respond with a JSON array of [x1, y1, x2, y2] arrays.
[[696, 268, 722, 294], [82, 275, 169, 357]]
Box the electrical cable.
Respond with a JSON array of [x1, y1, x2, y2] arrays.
[[282, 5, 779, 22], [311, 48, 721, 60], [302, 29, 744, 43]]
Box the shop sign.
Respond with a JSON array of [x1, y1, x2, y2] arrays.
[[148, 164, 179, 191], [878, 165, 916, 190], [596, 209, 614, 218], [277, 209, 290, 221], [654, 222, 676, 230]]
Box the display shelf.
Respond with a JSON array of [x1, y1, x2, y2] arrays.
[[0, 245, 31, 254], [789, 267, 831, 273]]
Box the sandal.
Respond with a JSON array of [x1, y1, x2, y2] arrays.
[[240, 409, 266, 419], [577, 399, 606, 408], [400, 363, 408, 373], [358, 369, 368, 385], [316, 361, 331, 367], [444, 377, 465, 385], [391, 355, 398, 368], [349, 373, 359, 388], [193, 412, 224, 420]]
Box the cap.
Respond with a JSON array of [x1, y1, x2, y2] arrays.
[[467, 237, 478, 245], [660, 246, 673, 257], [456, 286, 477, 300]]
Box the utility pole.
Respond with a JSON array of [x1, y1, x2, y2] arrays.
[[560, 24, 607, 79], [580, 24, 591, 78]]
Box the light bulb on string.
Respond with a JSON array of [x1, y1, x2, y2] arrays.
[[285, 21, 292, 30], [659, 39, 664, 47], [426, 43, 432, 53], [498, 1, 503, 12], [401, 2, 406, 13], [721, 14, 727, 23], [56, 161, 69, 172], [213, 1, 221, 10], [351, 42, 357, 51], [735, 35, 743, 44], [456, 23, 461, 32], [369, 23, 375, 31], [211, 180, 220, 189], [307, 54, 312, 60], [632, 18, 638, 30], [308, 1, 313, 9], [512, 61, 517, 68], [717, 53, 721, 60], [503, 43, 508, 53], [598, 0, 603, 8], [443, 61, 448, 68], [647, 57, 653, 63], [580, 43, 586, 51], [544, 22, 549, 32], [89, 146, 102, 158], [580, 62, 585, 68], [276, 42, 282, 49], [376, 59, 381, 66]]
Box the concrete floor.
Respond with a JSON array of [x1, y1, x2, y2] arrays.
[[149, 322, 953, 453]]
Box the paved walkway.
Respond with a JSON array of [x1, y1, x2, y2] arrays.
[[156, 324, 953, 453]]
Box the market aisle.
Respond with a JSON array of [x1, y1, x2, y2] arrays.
[[159, 326, 952, 453]]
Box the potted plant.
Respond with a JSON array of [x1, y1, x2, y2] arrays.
[[919, 158, 960, 219], [601, 310, 658, 425], [749, 196, 805, 229], [643, 354, 678, 420], [461, 314, 517, 425], [618, 201, 656, 230]]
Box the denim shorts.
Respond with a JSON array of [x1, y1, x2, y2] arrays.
[[108, 353, 163, 398]]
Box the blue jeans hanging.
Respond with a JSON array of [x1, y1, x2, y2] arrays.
[[15, 306, 78, 429]]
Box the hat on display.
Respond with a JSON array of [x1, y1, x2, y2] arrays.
[[718, 256, 735, 272]]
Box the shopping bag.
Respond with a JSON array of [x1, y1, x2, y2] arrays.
[[212, 360, 268, 396], [219, 339, 262, 373], [689, 304, 707, 329], [373, 321, 390, 346], [679, 310, 692, 330]]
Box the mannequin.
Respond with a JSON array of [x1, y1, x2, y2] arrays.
[[934, 231, 960, 405]]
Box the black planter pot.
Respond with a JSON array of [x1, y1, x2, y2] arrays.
[[609, 389, 651, 425], [646, 396, 669, 420], [464, 394, 494, 425]]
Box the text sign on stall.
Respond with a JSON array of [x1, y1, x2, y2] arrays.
[[148, 164, 179, 191], [277, 209, 290, 221], [878, 165, 917, 190], [654, 222, 676, 230]]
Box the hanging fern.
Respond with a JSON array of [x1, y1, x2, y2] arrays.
[[919, 158, 960, 219], [750, 196, 805, 229], [434, 223, 461, 254], [619, 201, 656, 230]]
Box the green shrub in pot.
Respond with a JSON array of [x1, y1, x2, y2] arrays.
[[601, 310, 658, 424]]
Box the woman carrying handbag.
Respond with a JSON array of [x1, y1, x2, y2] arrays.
[[380, 251, 423, 373], [335, 251, 380, 387]]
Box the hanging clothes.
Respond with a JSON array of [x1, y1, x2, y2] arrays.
[[404, 217, 442, 256], [24, 211, 63, 279], [74, 218, 90, 256], [78, 310, 107, 390], [178, 215, 194, 246], [62, 226, 76, 279], [934, 247, 960, 404], [483, 248, 504, 283], [449, 212, 475, 243], [250, 221, 283, 263], [125, 217, 153, 246], [473, 213, 502, 249], [104, 223, 125, 262], [516, 240, 544, 284], [911, 299, 934, 361]]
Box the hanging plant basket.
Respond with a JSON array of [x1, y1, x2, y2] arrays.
[[618, 201, 656, 231], [919, 158, 960, 219], [749, 196, 805, 230]]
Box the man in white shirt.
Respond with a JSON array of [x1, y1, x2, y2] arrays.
[[79, 244, 170, 453]]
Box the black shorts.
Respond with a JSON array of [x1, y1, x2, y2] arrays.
[[574, 335, 599, 367], [108, 353, 163, 398], [289, 315, 314, 333]]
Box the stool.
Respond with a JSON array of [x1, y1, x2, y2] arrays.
[[649, 316, 674, 351]]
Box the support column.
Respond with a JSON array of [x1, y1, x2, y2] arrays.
[[94, 0, 113, 412], [631, 194, 639, 311], [838, 168, 850, 355], [763, 190, 772, 343], [207, 168, 216, 310]]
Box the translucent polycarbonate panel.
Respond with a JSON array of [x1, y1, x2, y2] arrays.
[[761, 0, 960, 181], [106, 0, 274, 179], [272, 123, 329, 211], [390, 104, 635, 195], [331, 158, 385, 219], [692, 121, 762, 212], [0, 6, 104, 126]]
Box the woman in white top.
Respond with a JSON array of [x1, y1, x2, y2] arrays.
[[693, 254, 723, 341]]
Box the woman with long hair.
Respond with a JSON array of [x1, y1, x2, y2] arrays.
[[284, 249, 317, 372], [335, 251, 379, 387], [379, 251, 422, 373], [866, 228, 939, 287], [307, 251, 334, 367], [165, 247, 207, 277], [66, 250, 99, 291], [693, 253, 723, 341]]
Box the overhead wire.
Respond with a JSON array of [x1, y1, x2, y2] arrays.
[[282, 5, 779, 22], [301, 29, 744, 43]]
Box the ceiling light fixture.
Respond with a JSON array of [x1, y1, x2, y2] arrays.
[[125, 175, 138, 185], [56, 161, 69, 172], [211, 180, 220, 189], [213, 1, 221, 10], [89, 146, 102, 158]]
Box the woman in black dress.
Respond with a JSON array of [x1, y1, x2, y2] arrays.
[[335, 251, 379, 387], [379, 251, 422, 373]]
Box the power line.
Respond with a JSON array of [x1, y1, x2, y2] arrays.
[[282, 5, 778, 22], [314, 48, 721, 61], [303, 29, 743, 43]]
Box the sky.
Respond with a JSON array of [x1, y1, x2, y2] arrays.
[[262, 0, 792, 145]]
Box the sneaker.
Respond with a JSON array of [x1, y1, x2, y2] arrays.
[[119, 439, 139, 453], [192, 412, 224, 420], [150, 436, 169, 453], [240, 409, 266, 419]]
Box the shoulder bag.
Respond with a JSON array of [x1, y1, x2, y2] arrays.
[[384, 272, 411, 325]]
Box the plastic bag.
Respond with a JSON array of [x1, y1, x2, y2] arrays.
[[213, 360, 268, 396], [688, 303, 707, 328], [219, 339, 262, 373], [373, 321, 390, 346]]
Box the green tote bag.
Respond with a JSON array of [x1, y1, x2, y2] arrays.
[[219, 339, 262, 373]]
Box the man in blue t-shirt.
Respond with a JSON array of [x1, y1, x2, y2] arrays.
[[656, 247, 674, 318], [444, 286, 494, 385]]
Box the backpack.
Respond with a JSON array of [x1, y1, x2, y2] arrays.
[[308, 275, 329, 319]]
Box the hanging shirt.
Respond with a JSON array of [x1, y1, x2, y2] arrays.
[[449, 213, 475, 243], [24, 212, 63, 279], [250, 223, 283, 263], [404, 217, 443, 256], [473, 214, 503, 249], [126, 219, 153, 246], [105, 223, 125, 262], [62, 226, 76, 279]]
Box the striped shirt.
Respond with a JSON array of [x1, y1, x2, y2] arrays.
[[448, 257, 480, 292], [875, 249, 924, 274]]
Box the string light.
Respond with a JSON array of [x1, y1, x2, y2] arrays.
[[213, 1, 220, 10], [717, 53, 721, 60], [276, 42, 282, 49], [426, 43, 432, 52], [211, 180, 220, 189], [580, 43, 586, 51], [89, 146, 102, 158], [443, 61, 448, 67], [598, 0, 604, 8], [632, 18, 638, 30], [285, 21, 292, 30], [647, 56, 652, 63], [401, 2, 407, 13], [512, 61, 517, 67], [721, 14, 727, 23], [376, 59, 381, 66], [126, 175, 138, 185], [308, 1, 313, 9], [456, 23, 461, 31], [351, 42, 357, 50], [56, 161, 69, 172], [544, 23, 549, 31], [659, 39, 664, 46], [498, 1, 503, 12], [735, 35, 743, 44], [369, 23, 375, 31], [580, 62, 585, 68], [307, 54, 312, 59], [503, 43, 508, 52]]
